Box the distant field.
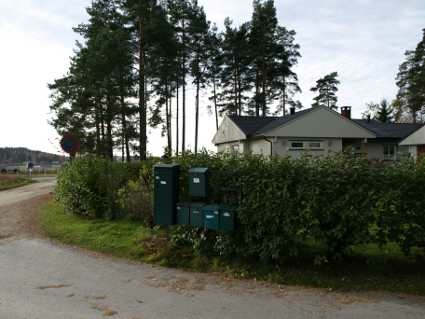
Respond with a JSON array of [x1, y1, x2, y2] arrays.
[[0, 175, 33, 191]]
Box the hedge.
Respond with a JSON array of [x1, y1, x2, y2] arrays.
[[56, 153, 425, 259]]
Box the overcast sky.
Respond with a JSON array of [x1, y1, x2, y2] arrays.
[[0, 0, 424, 156]]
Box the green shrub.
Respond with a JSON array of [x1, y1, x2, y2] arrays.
[[56, 153, 425, 260], [116, 167, 153, 225], [56, 155, 155, 219]]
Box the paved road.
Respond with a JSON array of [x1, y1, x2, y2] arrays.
[[1, 179, 425, 319]]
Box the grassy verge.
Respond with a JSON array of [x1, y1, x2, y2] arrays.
[[0, 175, 33, 191], [40, 200, 425, 295]]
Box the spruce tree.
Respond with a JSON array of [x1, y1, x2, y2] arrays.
[[375, 99, 394, 123]]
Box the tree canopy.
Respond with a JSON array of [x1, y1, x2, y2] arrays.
[[48, 0, 302, 158], [310, 72, 340, 110]]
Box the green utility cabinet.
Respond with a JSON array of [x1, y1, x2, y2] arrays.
[[176, 203, 190, 225], [220, 206, 235, 232], [153, 164, 179, 226], [190, 203, 204, 227], [202, 205, 220, 230], [188, 167, 209, 197]]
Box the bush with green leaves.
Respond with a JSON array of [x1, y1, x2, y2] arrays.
[[56, 156, 155, 219], [116, 166, 154, 224], [56, 153, 425, 260]]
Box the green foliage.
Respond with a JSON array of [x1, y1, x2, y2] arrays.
[[116, 167, 154, 224], [56, 155, 155, 219], [396, 29, 425, 122], [41, 200, 425, 295], [362, 99, 394, 123], [311, 72, 340, 109], [56, 154, 425, 260]]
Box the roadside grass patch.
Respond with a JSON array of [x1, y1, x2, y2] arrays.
[[40, 200, 425, 296], [0, 175, 33, 191]]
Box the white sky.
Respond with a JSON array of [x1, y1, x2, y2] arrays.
[[0, 0, 424, 156]]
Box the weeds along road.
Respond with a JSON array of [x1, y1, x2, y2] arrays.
[[1, 178, 425, 319]]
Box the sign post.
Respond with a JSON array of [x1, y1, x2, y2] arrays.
[[60, 133, 80, 160]]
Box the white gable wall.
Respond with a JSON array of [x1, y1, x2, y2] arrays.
[[263, 107, 375, 139], [249, 139, 271, 156], [400, 125, 425, 146], [212, 116, 246, 145]]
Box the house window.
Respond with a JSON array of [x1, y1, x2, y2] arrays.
[[290, 141, 304, 149], [384, 144, 397, 160], [309, 142, 322, 149], [232, 144, 240, 153], [289, 141, 324, 150]]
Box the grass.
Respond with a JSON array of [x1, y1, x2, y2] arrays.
[[40, 200, 425, 296], [0, 175, 33, 191]]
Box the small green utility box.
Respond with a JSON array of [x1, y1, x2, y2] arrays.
[[190, 203, 205, 227], [188, 167, 209, 198], [220, 206, 235, 232], [153, 164, 179, 226], [176, 203, 190, 225], [203, 205, 220, 230]]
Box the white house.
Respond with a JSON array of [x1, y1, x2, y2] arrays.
[[400, 125, 425, 160], [212, 106, 425, 161]]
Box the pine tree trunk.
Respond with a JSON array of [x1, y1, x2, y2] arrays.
[[237, 68, 242, 115], [262, 66, 267, 116], [139, 19, 147, 161], [213, 79, 218, 130], [195, 79, 200, 154], [100, 99, 106, 157], [233, 70, 238, 115], [119, 91, 130, 162], [106, 93, 114, 160], [181, 21, 186, 154], [95, 96, 102, 155], [167, 85, 172, 157], [176, 84, 179, 156], [255, 69, 260, 116]]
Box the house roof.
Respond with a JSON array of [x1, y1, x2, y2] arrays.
[[255, 109, 314, 134], [227, 115, 278, 137], [227, 108, 423, 140], [353, 119, 423, 139]]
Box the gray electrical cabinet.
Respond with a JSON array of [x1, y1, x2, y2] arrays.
[[153, 164, 179, 226]]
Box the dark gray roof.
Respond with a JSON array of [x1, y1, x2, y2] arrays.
[[228, 109, 314, 137], [353, 119, 423, 139], [227, 115, 278, 137]]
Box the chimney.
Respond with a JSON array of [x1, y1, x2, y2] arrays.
[[367, 114, 371, 123], [289, 107, 296, 115], [341, 106, 352, 119]]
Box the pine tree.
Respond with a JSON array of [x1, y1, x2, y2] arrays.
[[396, 29, 425, 123], [50, 0, 135, 159], [205, 24, 222, 130], [311, 72, 340, 110], [271, 27, 301, 116], [167, 0, 193, 154], [217, 19, 252, 116], [249, 0, 278, 116], [188, 2, 210, 154], [375, 99, 394, 123]]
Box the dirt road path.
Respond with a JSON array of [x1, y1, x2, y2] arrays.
[[1, 179, 425, 319]]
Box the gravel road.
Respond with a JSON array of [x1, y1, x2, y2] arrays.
[[0, 178, 425, 319]]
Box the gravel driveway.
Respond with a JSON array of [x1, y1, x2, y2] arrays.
[[1, 178, 425, 319]]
